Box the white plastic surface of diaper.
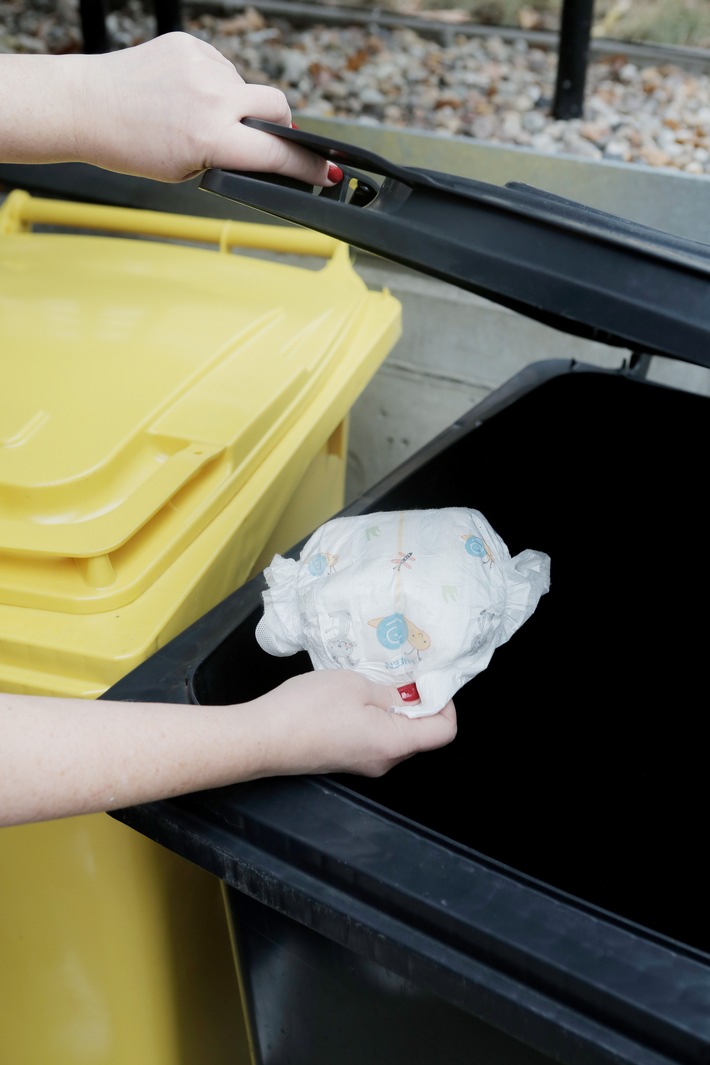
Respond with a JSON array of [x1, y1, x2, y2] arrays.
[[255, 507, 551, 717]]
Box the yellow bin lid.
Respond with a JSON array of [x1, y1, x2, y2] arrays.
[[0, 192, 401, 615]]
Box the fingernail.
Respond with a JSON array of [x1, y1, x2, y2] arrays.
[[327, 162, 344, 184], [291, 122, 299, 129], [397, 682, 420, 703]]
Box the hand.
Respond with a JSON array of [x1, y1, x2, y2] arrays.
[[75, 32, 335, 184], [0, 33, 337, 185], [0, 671, 456, 826], [251, 669, 458, 779]]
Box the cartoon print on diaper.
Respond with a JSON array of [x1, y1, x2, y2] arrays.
[[305, 550, 338, 576], [325, 609, 359, 669], [391, 551, 415, 571], [462, 532, 495, 565], [368, 612, 431, 662]]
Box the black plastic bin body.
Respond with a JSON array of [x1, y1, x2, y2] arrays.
[[109, 355, 710, 1065]]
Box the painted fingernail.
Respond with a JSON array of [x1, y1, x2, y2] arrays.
[[291, 122, 299, 129], [397, 682, 420, 703], [327, 162, 344, 184]]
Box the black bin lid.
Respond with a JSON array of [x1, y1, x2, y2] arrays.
[[201, 119, 710, 370]]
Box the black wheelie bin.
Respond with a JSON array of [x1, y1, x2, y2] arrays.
[[107, 124, 710, 1065]]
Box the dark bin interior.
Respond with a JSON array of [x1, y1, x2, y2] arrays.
[[189, 362, 708, 957]]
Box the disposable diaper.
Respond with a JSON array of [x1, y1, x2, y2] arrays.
[[255, 507, 551, 717]]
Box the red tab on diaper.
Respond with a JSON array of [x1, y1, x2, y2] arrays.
[[397, 682, 420, 703]]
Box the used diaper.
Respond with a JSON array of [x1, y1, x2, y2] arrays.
[[255, 507, 551, 717]]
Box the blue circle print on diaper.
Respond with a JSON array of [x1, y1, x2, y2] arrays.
[[376, 613, 408, 649], [308, 553, 329, 576], [464, 535, 487, 558]]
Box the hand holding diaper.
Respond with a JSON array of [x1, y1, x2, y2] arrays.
[[255, 507, 551, 717]]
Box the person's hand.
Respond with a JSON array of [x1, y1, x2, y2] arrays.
[[249, 669, 458, 779], [72, 33, 338, 184], [0, 670, 456, 825]]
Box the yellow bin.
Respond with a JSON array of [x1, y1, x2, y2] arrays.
[[0, 190, 401, 1064]]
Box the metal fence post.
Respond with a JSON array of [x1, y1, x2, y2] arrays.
[[79, 0, 108, 54], [79, 0, 183, 52], [155, 0, 184, 36], [552, 0, 596, 119]]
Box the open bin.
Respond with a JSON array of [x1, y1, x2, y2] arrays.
[[106, 126, 710, 1065], [0, 189, 400, 1065]]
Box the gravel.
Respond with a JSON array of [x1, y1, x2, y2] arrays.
[[3, 0, 710, 176]]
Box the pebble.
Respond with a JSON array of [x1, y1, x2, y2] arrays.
[[2, 0, 710, 177]]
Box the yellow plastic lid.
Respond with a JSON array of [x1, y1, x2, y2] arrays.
[[0, 194, 400, 614]]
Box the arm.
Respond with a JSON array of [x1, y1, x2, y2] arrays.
[[0, 31, 337, 185], [0, 35, 449, 829], [0, 671, 457, 827]]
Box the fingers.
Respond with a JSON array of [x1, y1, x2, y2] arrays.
[[422, 700, 458, 745], [214, 84, 333, 186], [368, 680, 458, 751], [403, 700, 458, 749], [224, 123, 334, 187], [234, 82, 293, 128]]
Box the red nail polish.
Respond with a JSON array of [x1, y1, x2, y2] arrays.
[[397, 682, 420, 703], [328, 162, 344, 184], [291, 122, 299, 129]]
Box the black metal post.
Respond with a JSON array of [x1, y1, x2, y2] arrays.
[[79, 0, 108, 54], [155, 0, 184, 36], [552, 0, 596, 119], [79, 1, 183, 52]]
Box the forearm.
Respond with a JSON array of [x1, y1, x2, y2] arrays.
[[0, 693, 268, 826], [0, 53, 90, 165]]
